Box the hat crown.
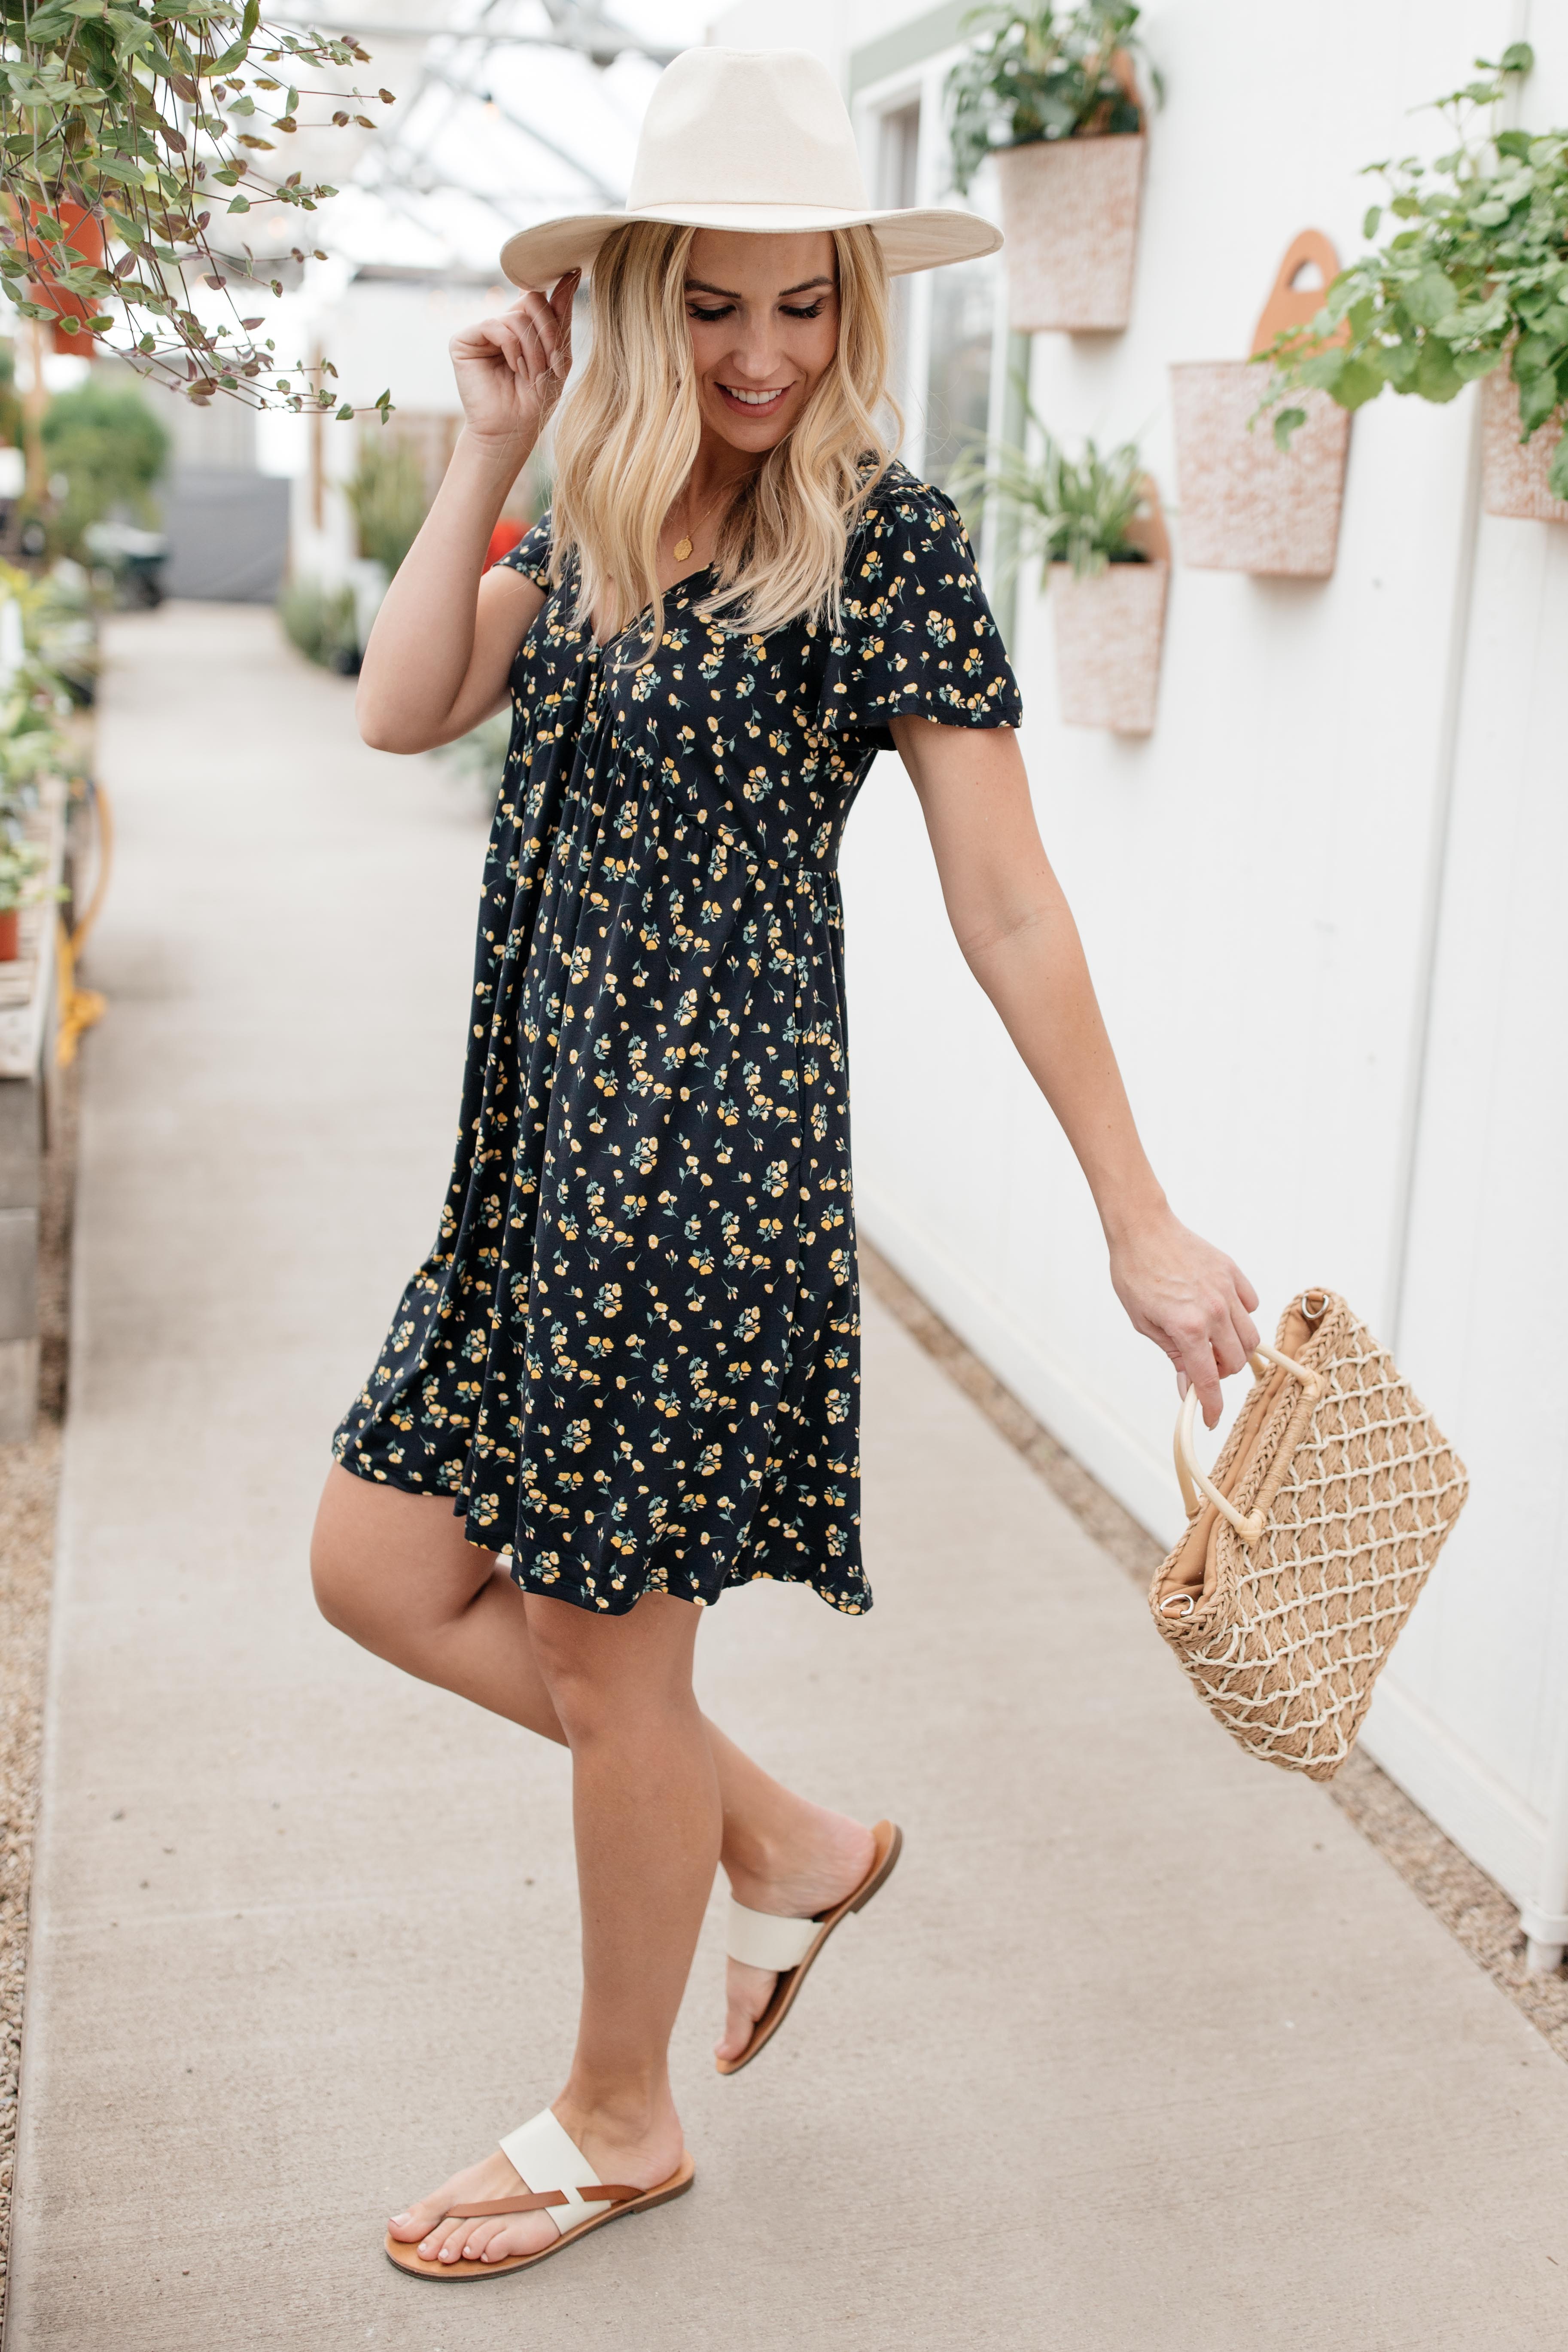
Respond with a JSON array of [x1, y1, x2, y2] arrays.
[[627, 48, 870, 217]]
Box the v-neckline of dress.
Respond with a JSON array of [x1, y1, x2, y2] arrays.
[[591, 563, 715, 654]]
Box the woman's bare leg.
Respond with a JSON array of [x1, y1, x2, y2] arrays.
[[311, 1467, 876, 2078], [387, 1590, 717, 2265]]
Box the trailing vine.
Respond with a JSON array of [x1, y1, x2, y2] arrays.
[[0, 0, 394, 415]]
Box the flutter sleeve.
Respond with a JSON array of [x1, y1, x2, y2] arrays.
[[819, 473, 1022, 749], [496, 512, 554, 588]]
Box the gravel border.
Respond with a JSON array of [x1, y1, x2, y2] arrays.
[[859, 1237, 1568, 2063], [0, 1057, 76, 2327]]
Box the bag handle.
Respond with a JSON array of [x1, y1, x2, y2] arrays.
[[1173, 1344, 1320, 1543]]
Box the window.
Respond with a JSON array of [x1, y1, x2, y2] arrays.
[[859, 65, 1006, 545], [923, 253, 999, 494]]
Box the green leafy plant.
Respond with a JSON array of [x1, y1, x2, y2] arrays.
[[344, 436, 429, 578], [951, 398, 1152, 580], [0, 0, 396, 419], [1264, 46, 1568, 494], [433, 708, 511, 801], [0, 342, 23, 454], [0, 829, 50, 912], [946, 2, 1154, 196], [0, 557, 97, 705], [278, 573, 357, 670], [41, 377, 170, 559]]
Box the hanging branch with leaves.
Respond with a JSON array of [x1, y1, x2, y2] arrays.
[[0, 0, 395, 417]]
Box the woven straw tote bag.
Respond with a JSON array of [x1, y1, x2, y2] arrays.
[[1148, 1289, 1469, 1780]]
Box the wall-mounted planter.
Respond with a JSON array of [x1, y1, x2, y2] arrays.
[[1050, 480, 1169, 737], [994, 133, 1145, 334], [1170, 232, 1351, 578], [1480, 368, 1568, 524]]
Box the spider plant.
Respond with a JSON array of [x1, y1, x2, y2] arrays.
[[951, 402, 1152, 582]]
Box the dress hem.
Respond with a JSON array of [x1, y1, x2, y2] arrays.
[[331, 1438, 871, 1620]]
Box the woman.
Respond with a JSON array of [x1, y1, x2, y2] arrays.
[[310, 48, 1259, 2282]]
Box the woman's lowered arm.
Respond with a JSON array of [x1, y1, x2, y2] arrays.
[[891, 713, 1258, 1427]]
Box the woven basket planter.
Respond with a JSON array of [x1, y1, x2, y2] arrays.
[[1169, 231, 1351, 578], [1480, 368, 1568, 523], [1050, 560, 1167, 735], [1169, 367, 1350, 576], [993, 134, 1145, 333]]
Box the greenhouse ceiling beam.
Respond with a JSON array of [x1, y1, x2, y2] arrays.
[[417, 64, 624, 203], [267, 14, 678, 64]]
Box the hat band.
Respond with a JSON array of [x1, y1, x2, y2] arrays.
[[626, 198, 876, 219]]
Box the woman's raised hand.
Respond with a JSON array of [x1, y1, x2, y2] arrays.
[[1108, 1210, 1260, 1431], [449, 270, 579, 452]]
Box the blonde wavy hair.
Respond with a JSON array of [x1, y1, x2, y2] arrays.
[[549, 220, 895, 654]]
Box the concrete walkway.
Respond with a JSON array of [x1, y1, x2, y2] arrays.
[[8, 603, 1568, 2351]]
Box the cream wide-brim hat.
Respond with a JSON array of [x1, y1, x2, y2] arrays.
[[499, 46, 1002, 289]]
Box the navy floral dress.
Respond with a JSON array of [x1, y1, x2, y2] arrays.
[[334, 461, 1020, 1615]]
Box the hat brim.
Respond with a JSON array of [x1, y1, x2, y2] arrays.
[[499, 204, 1001, 290]]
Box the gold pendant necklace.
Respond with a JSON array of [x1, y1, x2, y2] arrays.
[[671, 482, 726, 566]]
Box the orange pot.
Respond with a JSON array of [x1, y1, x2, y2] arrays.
[[0, 907, 19, 960], [19, 202, 106, 354]]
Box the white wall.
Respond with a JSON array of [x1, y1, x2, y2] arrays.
[[822, 0, 1568, 1930]]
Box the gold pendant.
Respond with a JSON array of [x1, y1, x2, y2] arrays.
[[673, 535, 693, 561]]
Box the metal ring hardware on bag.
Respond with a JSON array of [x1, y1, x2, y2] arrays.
[[1169, 1344, 1322, 1557]]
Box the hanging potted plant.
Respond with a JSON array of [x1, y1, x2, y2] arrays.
[[1169, 229, 1353, 578], [956, 412, 1168, 734], [946, 2, 1158, 335], [1261, 45, 1568, 522]]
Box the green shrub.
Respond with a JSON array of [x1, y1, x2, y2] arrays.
[[433, 709, 510, 799], [279, 574, 357, 670], [40, 379, 170, 560], [344, 437, 429, 577]]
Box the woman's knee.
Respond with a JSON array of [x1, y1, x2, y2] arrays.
[[525, 1592, 699, 1744], [308, 1465, 490, 1645], [309, 1496, 370, 1636]]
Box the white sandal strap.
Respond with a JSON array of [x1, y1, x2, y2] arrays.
[[725, 1897, 819, 1973], [498, 2107, 614, 2240]]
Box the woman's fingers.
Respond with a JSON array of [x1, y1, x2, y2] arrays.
[[1175, 1327, 1225, 1428], [547, 267, 579, 371]]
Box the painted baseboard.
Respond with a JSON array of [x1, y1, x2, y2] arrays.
[[1359, 1673, 1546, 1911], [862, 1188, 1551, 1920], [858, 1182, 1179, 1543]]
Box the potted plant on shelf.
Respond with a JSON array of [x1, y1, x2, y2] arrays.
[[1261, 45, 1568, 522], [1169, 229, 1353, 578], [956, 410, 1169, 734], [0, 831, 48, 961], [947, 2, 1158, 334]]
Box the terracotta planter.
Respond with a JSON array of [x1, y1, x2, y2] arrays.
[[1480, 369, 1568, 523], [1169, 231, 1351, 579], [994, 134, 1145, 333], [0, 908, 18, 961], [16, 202, 106, 354], [1050, 558, 1168, 734], [1170, 367, 1349, 576]]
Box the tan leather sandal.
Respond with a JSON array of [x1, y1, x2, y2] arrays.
[[716, 1818, 903, 2076], [384, 2107, 694, 2282]]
